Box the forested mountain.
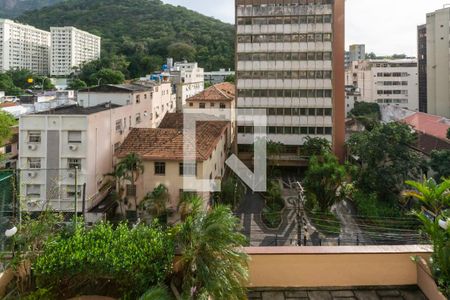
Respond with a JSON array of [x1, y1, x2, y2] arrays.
[[0, 0, 66, 18], [17, 0, 235, 77]]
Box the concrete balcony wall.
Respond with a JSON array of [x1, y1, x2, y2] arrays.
[[246, 246, 432, 288]]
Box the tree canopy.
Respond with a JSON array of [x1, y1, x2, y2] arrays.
[[347, 122, 426, 201], [0, 112, 16, 146], [18, 0, 235, 78], [429, 150, 450, 182]]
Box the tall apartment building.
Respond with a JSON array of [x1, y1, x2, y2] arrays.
[[345, 59, 419, 111], [235, 0, 345, 161], [425, 7, 450, 118], [417, 25, 427, 113], [50, 27, 101, 77], [170, 61, 204, 111], [0, 19, 50, 75]]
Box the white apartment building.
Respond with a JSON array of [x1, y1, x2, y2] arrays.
[[77, 82, 176, 128], [170, 61, 204, 111], [204, 69, 235, 84], [235, 0, 346, 161], [0, 19, 51, 75], [50, 27, 101, 77], [426, 7, 450, 118], [345, 59, 419, 111], [18, 85, 161, 212]]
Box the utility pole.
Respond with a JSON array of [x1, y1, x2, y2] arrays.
[[74, 166, 78, 226]]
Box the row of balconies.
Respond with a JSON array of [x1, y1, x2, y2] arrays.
[[237, 24, 332, 34], [237, 42, 332, 52]]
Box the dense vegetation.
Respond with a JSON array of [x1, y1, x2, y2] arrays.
[[0, 0, 65, 18], [0, 69, 54, 95], [18, 0, 235, 78]]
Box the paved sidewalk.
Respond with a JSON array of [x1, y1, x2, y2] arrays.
[[249, 286, 426, 300]]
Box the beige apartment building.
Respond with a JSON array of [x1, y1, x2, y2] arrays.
[[170, 61, 205, 110], [186, 82, 236, 141], [235, 0, 345, 162], [115, 113, 231, 217]]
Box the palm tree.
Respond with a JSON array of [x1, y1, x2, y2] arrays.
[[141, 184, 169, 219], [117, 153, 144, 213], [105, 163, 127, 216], [404, 178, 450, 297], [173, 196, 249, 300], [404, 177, 450, 215]]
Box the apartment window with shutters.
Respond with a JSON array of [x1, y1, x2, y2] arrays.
[[28, 131, 41, 143], [26, 184, 41, 197], [68, 131, 82, 143], [115, 120, 122, 132], [28, 158, 41, 169], [136, 113, 141, 124]]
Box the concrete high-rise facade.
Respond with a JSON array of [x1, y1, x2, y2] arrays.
[[0, 19, 51, 75], [345, 59, 419, 111], [50, 27, 101, 77], [417, 24, 427, 113], [426, 7, 450, 118], [235, 0, 345, 162]]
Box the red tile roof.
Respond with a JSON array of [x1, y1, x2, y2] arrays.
[[0, 102, 17, 108], [116, 120, 229, 161], [186, 82, 235, 102], [402, 112, 450, 141]]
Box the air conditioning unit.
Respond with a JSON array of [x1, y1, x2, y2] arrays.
[[69, 145, 78, 151], [27, 199, 39, 208], [27, 171, 37, 178], [28, 144, 37, 151]]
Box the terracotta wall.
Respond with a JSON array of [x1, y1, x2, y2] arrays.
[[246, 246, 432, 288]]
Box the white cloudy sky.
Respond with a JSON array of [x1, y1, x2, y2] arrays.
[[162, 0, 450, 57]]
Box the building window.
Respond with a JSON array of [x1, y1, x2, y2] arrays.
[[199, 103, 206, 109], [66, 185, 82, 198], [220, 103, 226, 109], [116, 120, 123, 132], [154, 162, 166, 175], [189, 103, 194, 107], [28, 131, 41, 143], [68, 158, 81, 169], [26, 184, 41, 197], [28, 158, 41, 169], [68, 131, 82, 143], [179, 163, 197, 177], [114, 142, 121, 153], [5, 144, 12, 154], [136, 113, 141, 124], [136, 95, 141, 104], [126, 184, 136, 197]]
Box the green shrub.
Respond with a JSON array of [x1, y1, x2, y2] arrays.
[[261, 181, 285, 228], [139, 286, 173, 300], [34, 222, 174, 299]]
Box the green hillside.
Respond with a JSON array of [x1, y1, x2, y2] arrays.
[[17, 0, 235, 77], [0, 0, 66, 18]]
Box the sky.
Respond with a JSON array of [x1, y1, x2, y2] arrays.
[[162, 0, 450, 57]]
